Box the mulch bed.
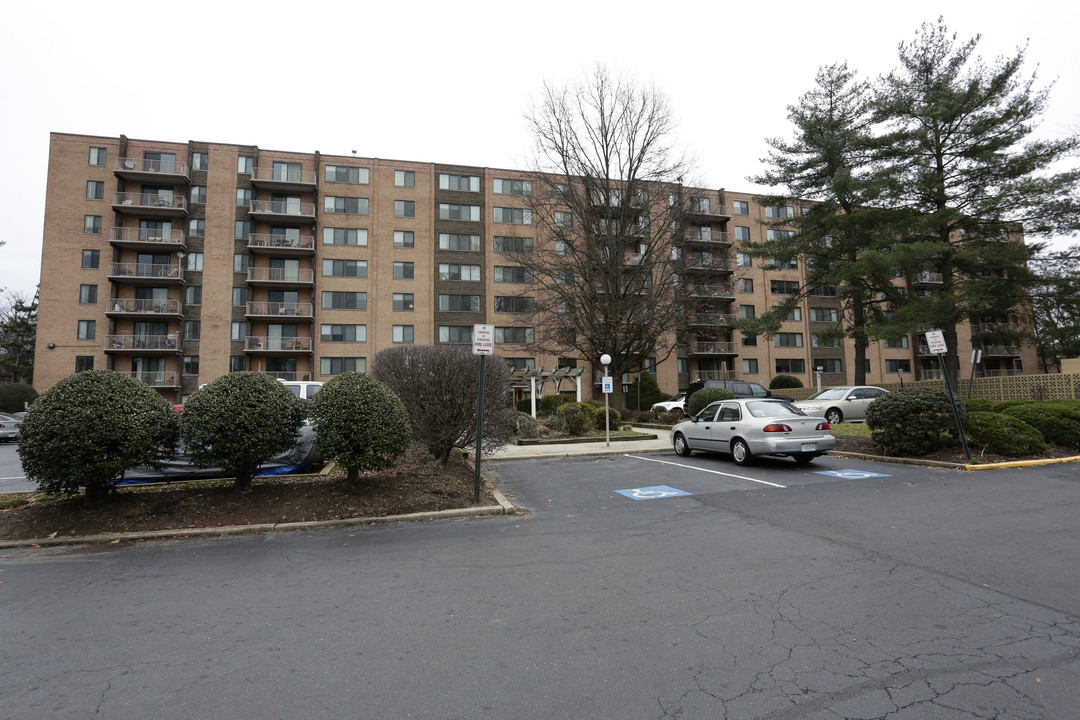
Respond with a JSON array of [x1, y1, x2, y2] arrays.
[[832, 434, 1078, 465]]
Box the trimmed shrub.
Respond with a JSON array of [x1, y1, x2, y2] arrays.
[[1040, 399, 1080, 422], [964, 411, 1047, 457], [865, 386, 955, 456], [516, 398, 532, 413], [597, 406, 622, 431], [0, 383, 38, 413], [538, 394, 574, 417], [307, 372, 412, 485], [625, 371, 668, 411], [1001, 404, 1080, 449], [963, 397, 996, 413], [515, 411, 539, 438], [18, 370, 179, 501], [181, 372, 306, 490], [660, 409, 686, 425], [559, 402, 599, 436], [687, 388, 736, 416], [993, 399, 1034, 413], [544, 413, 567, 433], [620, 408, 656, 424], [770, 374, 804, 390]]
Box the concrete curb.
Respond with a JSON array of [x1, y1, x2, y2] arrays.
[[827, 450, 1080, 471]]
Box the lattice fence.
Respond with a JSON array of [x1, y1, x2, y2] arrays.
[[785, 373, 1080, 402]]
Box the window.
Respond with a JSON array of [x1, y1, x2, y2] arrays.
[[79, 284, 97, 304], [324, 196, 369, 215], [439, 264, 481, 281], [885, 359, 912, 374], [183, 356, 200, 375], [739, 305, 755, 320], [77, 320, 95, 340], [321, 291, 367, 310], [438, 233, 480, 251], [321, 324, 367, 342], [504, 358, 535, 372], [393, 325, 414, 343], [185, 320, 201, 339], [734, 226, 751, 242], [555, 241, 571, 256], [84, 215, 102, 234], [439, 173, 480, 192], [231, 322, 247, 340], [884, 336, 910, 349], [811, 333, 840, 348], [323, 227, 368, 246], [439, 326, 473, 344], [775, 333, 804, 347], [742, 358, 758, 374], [229, 356, 247, 372], [494, 266, 531, 283], [494, 296, 534, 313], [237, 156, 253, 174], [86, 181, 104, 200], [554, 211, 572, 227], [75, 356, 94, 372], [234, 188, 250, 206], [767, 229, 797, 243], [774, 306, 802, 321], [233, 254, 249, 272], [765, 205, 795, 219], [321, 357, 366, 375], [189, 219, 205, 237], [438, 294, 481, 312], [737, 278, 754, 293], [394, 170, 415, 188], [493, 178, 531, 196], [767, 254, 798, 269], [186, 252, 204, 271], [817, 359, 843, 374], [234, 221, 251, 239], [495, 327, 534, 344], [742, 334, 757, 347], [89, 147, 106, 166], [324, 166, 369, 184], [393, 262, 414, 279], [733, 200, 749, 215], [809, 307, 839, 322], [393, 293, 414, 311], [809, 284, 838, 297], [82, 249, 100, 268], [192, 152, 208, 171], [187, 286, 203, 305], [231, 287, 246, 306], [440, 203, 480, 221], [775, 358, 806, 374], [494, 236, 532, 254], [771, 280, 799, 295], [322, 259, 368, 278], [732, 252, 750, 268], [394, 231, 414, 248]]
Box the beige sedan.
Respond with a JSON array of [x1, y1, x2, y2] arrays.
[[794, 386, 888, 425]]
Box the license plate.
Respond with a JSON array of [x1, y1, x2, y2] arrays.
[[801, 442, 817, 452]]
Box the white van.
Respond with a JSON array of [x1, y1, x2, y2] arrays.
[[278, 380, 323, 401]]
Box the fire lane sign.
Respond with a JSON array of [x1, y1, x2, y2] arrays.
[[925, 329, 948, 355], [472, 323, 495, 355]]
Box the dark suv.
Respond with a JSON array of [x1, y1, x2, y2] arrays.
[[700, 379, 795, 403]]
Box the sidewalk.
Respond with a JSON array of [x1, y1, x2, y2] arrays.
[[486, 427, 673, 461]]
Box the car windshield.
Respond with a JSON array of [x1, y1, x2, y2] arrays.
[[746, 401, 806, 418], [805, 388, 849, 401]]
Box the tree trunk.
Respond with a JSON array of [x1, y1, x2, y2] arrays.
[[345, 466, 359, 485], [235, 468, 253, 492]]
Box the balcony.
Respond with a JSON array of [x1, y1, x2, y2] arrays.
[[250, 167, 318, 193], [687, 285, 735, 300], [689, 313, 735, 328], [114, 157, 189, 184], [681, 257, 733, 273], [128, 371, 180, 389], [970, 322, 1020, 335], [249, 199, 316, 225], [110, 227, 185, 251], [106, 297, 183, 319], [688, 341, 739, 356], [107, 262, 184, 284], [913, 271, 945, 284], [684, 204, 731, 223], [246, 301, 314, 319], [244, 336, 313, 354], [246, 267, 314, 287], [104, 334, 181, 354], [247, 233, 315, 255], [112, 192, 188, 218], [683, 230, 732, 247], [979, 345, 1022, 357], [976, 368, 1024, 377]]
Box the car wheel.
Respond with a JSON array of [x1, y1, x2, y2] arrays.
[[825, 408, 843, 425], [793, 453, 815, 465], [731, 438, 753, 466], [673, 433, 693, 457]]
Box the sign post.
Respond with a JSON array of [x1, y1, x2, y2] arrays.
[[600, 353, 613, 447], [925, 329, 971, 462], [471, 324, 494, 502], [967, 348, 983, 403]]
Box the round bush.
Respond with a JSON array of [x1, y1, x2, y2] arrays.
[[1001, 404, 1080, 449], [993, 399, 1035, 413], [964, 411, 1047, 457], [963, 398, 996, 413], [181, 372, 306, 490], [0, 383, 38, 413], [515, 411, 539, 438], [307, 372, 412, 484], [17, 370, 180, 500], [538, 394, 573, 417], [544, 413, 567, 433], [596, 406, 622, 431], [865, 386, 955, 456], [559, 402, 599, 436], [687, 388, 735, 416], [1039, 399, 1080, 423], [769, 374, 804, 390]]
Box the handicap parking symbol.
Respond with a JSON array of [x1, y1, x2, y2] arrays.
[[813, 469, 891, 480], [615, 485, 692, 500]]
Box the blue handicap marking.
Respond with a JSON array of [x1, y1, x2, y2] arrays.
[[814, 469, 891, 480], [615, 485, 692, 500]]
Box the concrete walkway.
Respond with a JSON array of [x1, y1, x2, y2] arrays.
[[486, 426, 672, 460]]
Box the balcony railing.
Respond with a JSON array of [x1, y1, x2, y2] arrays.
[[246, 301, 314, 318], [914, 271, 945, 284], [247, 233, 315, 252], [107, 262, 184, 281], [682, 257, 733, 272], [246, 267, 314, 284], [921, 369, 944, 380], [245, 336, 313, 352], [979, 345, 1021, 356], [976, 368, 1024, 377], [970, 322, 1020, 334], [249, 199, 316, 219], [687, 285, 735, 299], [112, 192, 188, 213], [250, 167, 318, 186], [689, 341, 739, 355], [128, 371, 180, 388], [107, 298, 182, 315], [685, 204, 731, 220], [105, 334, 180, 351], [689, 313, 734, 327], [684, 230, 732, 245], [110, 227, 186, 248], [114, 157, 189, 180]]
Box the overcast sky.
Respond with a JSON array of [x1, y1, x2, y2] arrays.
[[3, 0, 1077, 300]]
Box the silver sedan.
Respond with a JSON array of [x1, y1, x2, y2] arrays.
[[670, 398, 836, 465], [793, 386, 888, 424], [0, 413, 22, 443]]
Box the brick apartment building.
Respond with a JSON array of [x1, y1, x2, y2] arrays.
[[33, 132, 1037, 404]]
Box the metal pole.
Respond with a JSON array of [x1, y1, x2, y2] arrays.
[[938, 353, 971, 462], [604, 363, 611, 447], [474, 355, 486, 503]]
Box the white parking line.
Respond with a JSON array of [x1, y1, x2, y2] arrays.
[[0, 476, 28, 481], [625, 455, 787, 488]]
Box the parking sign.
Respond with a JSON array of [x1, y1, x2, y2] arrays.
[[471, 324, 494, 355]]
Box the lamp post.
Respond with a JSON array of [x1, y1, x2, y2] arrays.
[[601, 353, 612, 447]]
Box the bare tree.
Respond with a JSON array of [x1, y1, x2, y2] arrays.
[[512, 66, 695, 407]]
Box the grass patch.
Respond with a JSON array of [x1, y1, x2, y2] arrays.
[[829, 423, 871, 438], [0, 494, 33, 510]]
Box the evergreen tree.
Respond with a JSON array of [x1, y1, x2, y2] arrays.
[[1029, 246, 1080, 371], [0, 291, 37, 384]]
